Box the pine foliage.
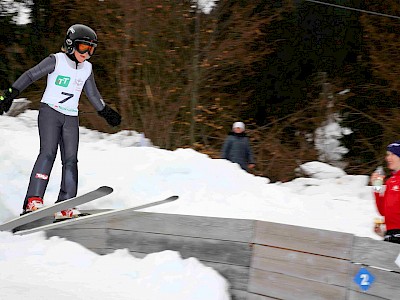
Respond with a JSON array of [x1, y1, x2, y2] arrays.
[[2, 0, 400, 181]]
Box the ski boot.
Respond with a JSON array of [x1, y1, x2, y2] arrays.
[[54, 208, 82, 221], [54, 208, 90, 222], [22, 196, 44, 215]]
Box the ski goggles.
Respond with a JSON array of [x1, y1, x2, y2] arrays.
[[75, 41, 97, 56]]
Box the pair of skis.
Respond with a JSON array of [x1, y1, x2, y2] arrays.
[[0, 186, 178, 233]]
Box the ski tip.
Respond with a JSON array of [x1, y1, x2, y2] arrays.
[[99, 186, 113, 193], [169, 195, 179, 201]]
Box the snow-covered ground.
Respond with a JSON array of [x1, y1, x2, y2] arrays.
[[0, 109, 382, 299]]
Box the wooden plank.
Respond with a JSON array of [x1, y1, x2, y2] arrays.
[[352, 236, 400, 271], [253, 220, 353, 259], [106, 212, 255, 242], [43, 228, 252, 267], [248, 268, 347, 300], [251, 244, 351, 287], [45, 228, 108, 249], [348, 264, 400, 299], [347, 290, 387, 300], [106, 229, 253, 266], [26, 210, 255, 242], [247, 294, 278, 300]]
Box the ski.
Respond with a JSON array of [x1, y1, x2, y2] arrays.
[[0, 186, 113, 232], [15, 195, 179, 235]]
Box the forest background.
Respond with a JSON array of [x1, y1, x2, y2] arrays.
[[1, 0, 400, 182]]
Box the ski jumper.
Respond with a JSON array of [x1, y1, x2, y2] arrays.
[[374, 170, 400, 242], [12, 53, 106, 210]]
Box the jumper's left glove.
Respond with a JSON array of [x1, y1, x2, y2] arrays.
[[98, 105, 121, 127], [0, 87, 19, 115]]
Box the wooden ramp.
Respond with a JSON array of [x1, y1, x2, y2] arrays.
[[17, 209, 400, 300]]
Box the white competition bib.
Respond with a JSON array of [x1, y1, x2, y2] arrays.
[[41, 52, 92, 116]]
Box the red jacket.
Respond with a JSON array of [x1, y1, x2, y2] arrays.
[[375, 170, 400, 230]]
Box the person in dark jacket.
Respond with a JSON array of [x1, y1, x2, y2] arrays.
[[221, 122, 255, 171]]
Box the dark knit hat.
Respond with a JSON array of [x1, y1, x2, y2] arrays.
[[387, 141, 400, 157]]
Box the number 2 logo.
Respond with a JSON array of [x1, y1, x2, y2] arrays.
[[360, 274, 369, 286]]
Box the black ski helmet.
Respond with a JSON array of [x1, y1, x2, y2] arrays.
[[63, 24, 98, 55]]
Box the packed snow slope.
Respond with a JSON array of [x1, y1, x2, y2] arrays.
[[0, 110, 378, 239]]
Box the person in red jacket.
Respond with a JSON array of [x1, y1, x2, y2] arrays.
[[371, 141, 400, 243]]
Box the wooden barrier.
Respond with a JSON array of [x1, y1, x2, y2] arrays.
[[17, 209, 400, 300]]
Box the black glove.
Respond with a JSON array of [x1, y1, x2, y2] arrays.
[[98, 105, 121, 127], [0, 87, 19, 115]]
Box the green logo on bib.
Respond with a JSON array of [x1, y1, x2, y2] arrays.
[[55, 75, 71, 87]]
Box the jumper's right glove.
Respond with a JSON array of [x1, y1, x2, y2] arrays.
[[98, 105, 121, 127], [0, 87, 19, 115]]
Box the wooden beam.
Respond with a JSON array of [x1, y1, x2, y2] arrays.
[[251, 244, 351, 287], [352, 236, 400, 271], [248, 267, 347, 299], [253, 220, 353, 259]]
